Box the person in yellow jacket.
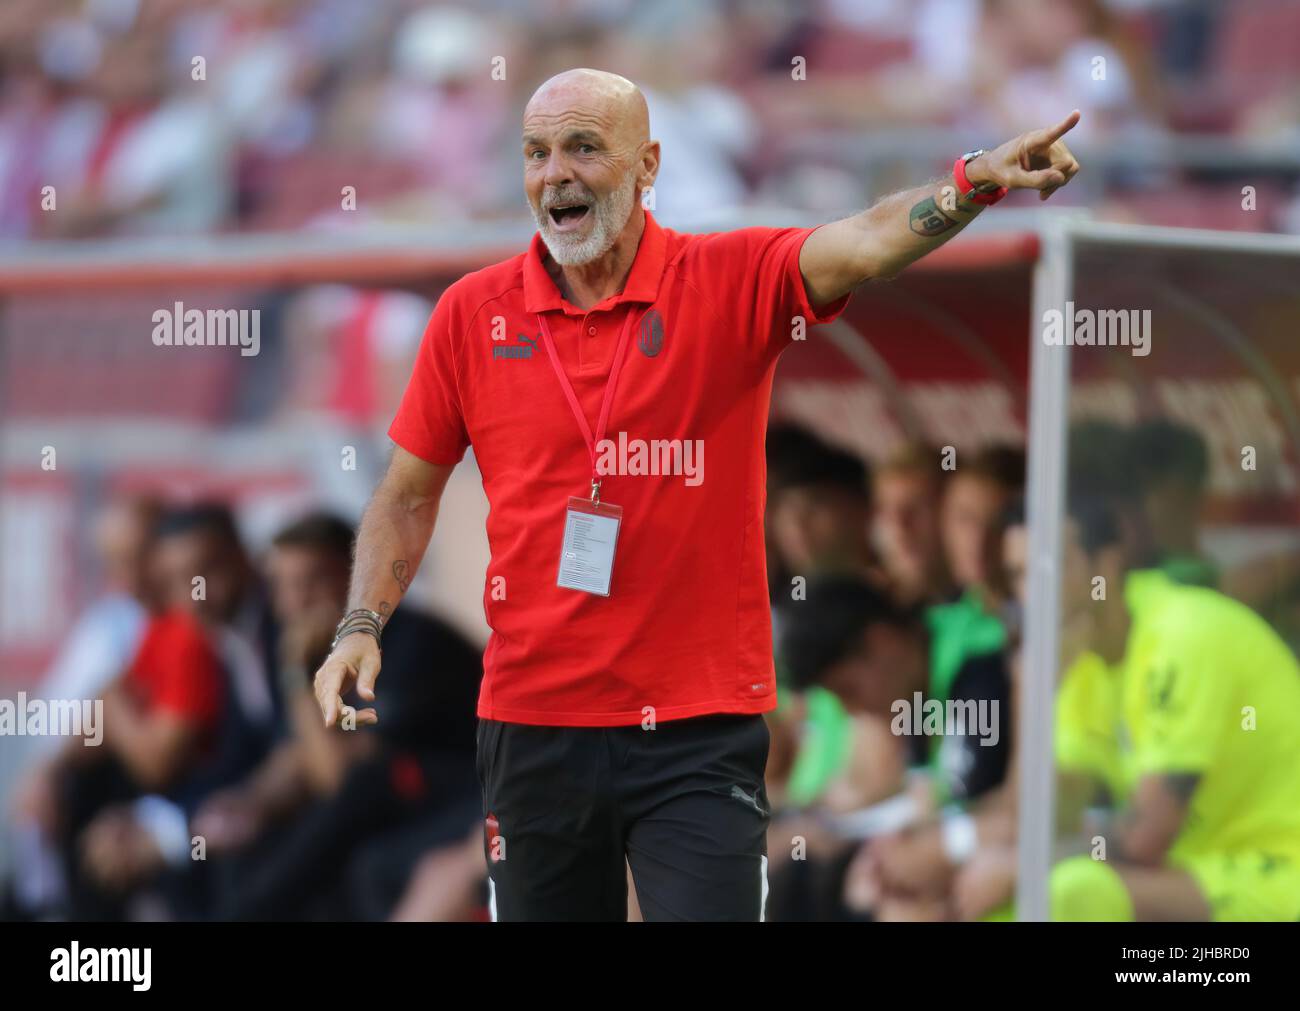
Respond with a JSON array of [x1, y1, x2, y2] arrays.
[[962, 496, 1300, 921], [1047, 499, 1300, 920]]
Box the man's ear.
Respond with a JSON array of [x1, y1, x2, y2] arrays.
[[639, 140, 661, 190]]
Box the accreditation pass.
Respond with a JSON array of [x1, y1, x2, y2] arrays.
[[557, 496, 623, 596]]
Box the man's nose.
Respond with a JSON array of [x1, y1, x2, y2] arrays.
[[542, 151, 574, 189]]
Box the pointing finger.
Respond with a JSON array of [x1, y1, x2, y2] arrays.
[[1031, 110, 1081, 150]]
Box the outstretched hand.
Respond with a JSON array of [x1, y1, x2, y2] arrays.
[[969, 110, 1082, 201]]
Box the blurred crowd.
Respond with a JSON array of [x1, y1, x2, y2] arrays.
[[5, 500, 487, 921], [1, 0, 1299, 240], [762, 417, 1300, 921], [7, 416, 1300, 920]]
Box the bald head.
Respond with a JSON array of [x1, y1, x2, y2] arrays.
[[525, 69, 650, 147], [522, 68, 659, 266]]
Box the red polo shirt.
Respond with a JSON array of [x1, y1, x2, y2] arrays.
[[389, 212, 849, 726]]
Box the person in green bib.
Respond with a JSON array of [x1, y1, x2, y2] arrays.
[[782, 445, 1024, 810], [775, 574, 1013, 920], [769, 446, 1025, 919]]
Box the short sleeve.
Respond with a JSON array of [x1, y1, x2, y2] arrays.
[[1127, 641, 1228, 776], [690, 226, 851, 361], [388, 294, 470, 466]]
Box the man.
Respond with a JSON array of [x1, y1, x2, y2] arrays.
[[38, 495, 159, 707], [71, 503, 281, 916], [1049, 499, 1300, 921], [939, 446, 1025, 613], [766, 423, 879, 581], [147, 503, 283, 798], [312, 67, 1080, 921], [925, 445, 1026, 718], [1128, 419, 1217, 588], [968, 499, 1300, 921], [874, 443, 957, 608], [4, 494, 157, 917], [8, 506, 226, 919]]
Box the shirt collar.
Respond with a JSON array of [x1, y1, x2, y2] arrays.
[[523, 210, 666, 315]]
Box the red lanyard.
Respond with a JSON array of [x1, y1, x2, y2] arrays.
[[536, 307, 644, 500]]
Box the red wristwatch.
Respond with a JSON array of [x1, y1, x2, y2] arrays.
[[954, 150, 1008, 206]]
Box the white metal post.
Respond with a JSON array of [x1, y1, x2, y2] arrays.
[[1016, 221, 1074, 921]]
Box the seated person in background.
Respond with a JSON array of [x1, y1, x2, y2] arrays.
[[203, 512, 484, 921], [1129, 419, 1217, 589], [774, 574, 1012, 921], [938, 444, 1025, 616], [74, 503, 286, 915], [1051, 497, 1300, 921], [765, 423, 883, 583], [4, 493, 159, 917], [873, 443, 955, 609], [39, 495, 160, 707], [1126, 417, 1300, 641], [8, 538, 224, 919], [762, 425, 902, 920], [926, 444, 1025, 741], [764, 424, 895, 811], [949, 498, 1107, 922], [151, 502, 283, 767], [1067, 420, 1152, 562], [963, 497, 1300, 922], [71, 511, 485, 920]]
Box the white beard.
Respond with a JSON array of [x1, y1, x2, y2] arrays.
[[532, 172, 639, 266]]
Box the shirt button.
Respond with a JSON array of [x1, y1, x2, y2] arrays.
[[587, 326, 597, 336]]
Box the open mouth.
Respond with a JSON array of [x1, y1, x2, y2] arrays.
[[548, 203, 590, 229]]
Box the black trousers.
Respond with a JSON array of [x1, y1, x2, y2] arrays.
[[477, 713, 771, 922]]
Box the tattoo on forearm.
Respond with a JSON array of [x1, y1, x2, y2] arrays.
[[908, 195, 961, 237], [392, 561, 411, 593]]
